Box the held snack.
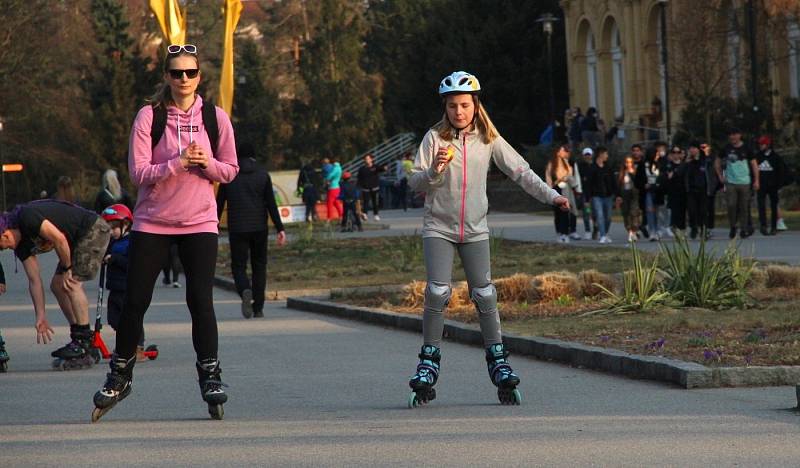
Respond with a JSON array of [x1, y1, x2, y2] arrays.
[[446, 146, 455, 162]]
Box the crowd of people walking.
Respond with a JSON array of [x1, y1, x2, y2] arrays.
[[548, 121, 793, 243]]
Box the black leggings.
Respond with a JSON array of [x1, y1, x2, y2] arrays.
[[115, 231, 219, 361]]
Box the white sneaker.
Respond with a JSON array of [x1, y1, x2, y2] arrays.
[[172, 281, 182, 288], [777, 218, 788, 231], [583, 232, 592, 240], [628, 232, 637, 242], [557, 234, 568, 243], [569, 232, 581, 240], [598, 235, 607, 244], [374, 215, 380, 221], [664, 227, 674, 238], [605, 235, 613, 243]]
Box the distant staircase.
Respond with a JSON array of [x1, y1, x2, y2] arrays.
[[341, 132, 417, 180]]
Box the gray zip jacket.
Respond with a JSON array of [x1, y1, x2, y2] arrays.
[[410, 128, 560, 243]]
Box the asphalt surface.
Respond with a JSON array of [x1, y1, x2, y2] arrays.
[[0, 249, 798, 467]]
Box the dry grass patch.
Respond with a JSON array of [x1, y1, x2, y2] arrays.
[[530, 271, 580, 302], [765, 265, 800, 289], [495, 273, 535, 303], [578, 269, 617, 297]]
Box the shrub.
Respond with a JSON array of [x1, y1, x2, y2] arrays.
[[660, 234, 753, 308], [585, 243, 670, 315]]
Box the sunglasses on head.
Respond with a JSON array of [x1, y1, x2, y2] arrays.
[[168, 68, 199, 79], [167, 44, 197, 55]]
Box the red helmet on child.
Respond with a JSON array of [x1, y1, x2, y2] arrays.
[[102, 204, 133, 223], [342, 171, 352, 180]]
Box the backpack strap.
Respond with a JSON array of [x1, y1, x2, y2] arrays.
[[201, 101, 219, 156], [150, 100, 219, 154], [150, 104, 168, 150]]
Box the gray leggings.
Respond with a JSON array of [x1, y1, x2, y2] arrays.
[[422, 237, 502, 348]]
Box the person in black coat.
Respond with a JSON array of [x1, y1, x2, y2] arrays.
[[216, 143, 287, 318], [356, 154, 385, 221], [755, 135, 787, 235], [684, 142, 708, 239], [660, 145, 689, 233]]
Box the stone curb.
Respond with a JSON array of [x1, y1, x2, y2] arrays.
[[286, 296, 800, 389]]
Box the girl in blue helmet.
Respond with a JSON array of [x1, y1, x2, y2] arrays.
[[406, 71, 570, 407]]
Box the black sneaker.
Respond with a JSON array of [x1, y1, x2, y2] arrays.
[[253, 310, 264, 318], [740, 229, 751, 239], [241, 289, 253, 319], [760, 226, 769, 236], [729, 227, 737, 239]]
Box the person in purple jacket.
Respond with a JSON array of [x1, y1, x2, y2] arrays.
[[92, 44, 238, 422]]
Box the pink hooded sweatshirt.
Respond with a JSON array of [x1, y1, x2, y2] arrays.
[[127, 95, 239, 234]]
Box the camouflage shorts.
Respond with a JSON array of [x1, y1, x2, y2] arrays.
[[71, 218, 111, 281]]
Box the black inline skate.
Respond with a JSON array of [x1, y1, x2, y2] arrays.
[[0, 334, 9, 373], [197, 358, 228, 420], [486, 343, 521, 405], [407, 345, 441, 408], [52, 328, 95, 371], [92, 354, 135, 422]]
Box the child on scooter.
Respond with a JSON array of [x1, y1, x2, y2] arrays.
[[101, 204, 147, 361]]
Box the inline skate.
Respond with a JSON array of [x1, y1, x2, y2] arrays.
[[52, 328, 95, 370], [407, 345, 440, 408], [0, 334, 9, 372], [91, 354, 135, 422], [486, 343, 521, 405], [197, 358, 228, 420]]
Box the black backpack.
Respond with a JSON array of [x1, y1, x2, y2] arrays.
[[149, 100, 219, 155]]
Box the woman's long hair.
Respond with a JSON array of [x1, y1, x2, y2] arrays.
[[102, 169, 122, 200], [147, 50, 200, 108], [433, 94, 499, 144], [548, 145, 571, 184]]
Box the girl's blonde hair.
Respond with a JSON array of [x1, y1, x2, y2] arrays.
[[433, 95, 499, 144], [147, 51, 200, 108]]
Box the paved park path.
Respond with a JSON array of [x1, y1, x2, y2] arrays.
[[1, 248, 798, 466]]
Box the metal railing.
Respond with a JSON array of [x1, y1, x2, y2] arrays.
[[341, 132, 418, 179]]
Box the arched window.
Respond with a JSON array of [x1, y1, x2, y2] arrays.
[[789, 22, 800, 98], [587, 33, 599, 108], [611, 23, 625, 120]]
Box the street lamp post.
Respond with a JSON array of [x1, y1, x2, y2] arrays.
[[536, 13, 559, 124], [658, 0, 671, 144]]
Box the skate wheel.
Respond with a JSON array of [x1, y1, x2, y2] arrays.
[[91, 406, 112, 423], [145, 345, 159, 360], [407, 392, 418, 409], [209, 404, 224, 420], [498, 387, 521, 405]]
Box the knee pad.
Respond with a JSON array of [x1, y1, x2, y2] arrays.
[[424, 282, 451, 312], [470, 284, 497, 315]]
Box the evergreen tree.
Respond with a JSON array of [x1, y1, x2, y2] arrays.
[[85, 0, 137, 170], [232, 39, 283, 167], [296, 0, 384, 163]]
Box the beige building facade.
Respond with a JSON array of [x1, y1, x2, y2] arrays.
[[561, 0, 800, 142]]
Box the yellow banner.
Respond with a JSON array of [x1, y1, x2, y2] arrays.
[[219, 0, 243, 115], [150, 0, 186, 45]]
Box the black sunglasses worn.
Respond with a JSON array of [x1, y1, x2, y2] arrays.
[[169, 69, 199, 79]]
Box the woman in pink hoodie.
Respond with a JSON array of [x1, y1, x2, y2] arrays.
[[92, 45, 238, 422]]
